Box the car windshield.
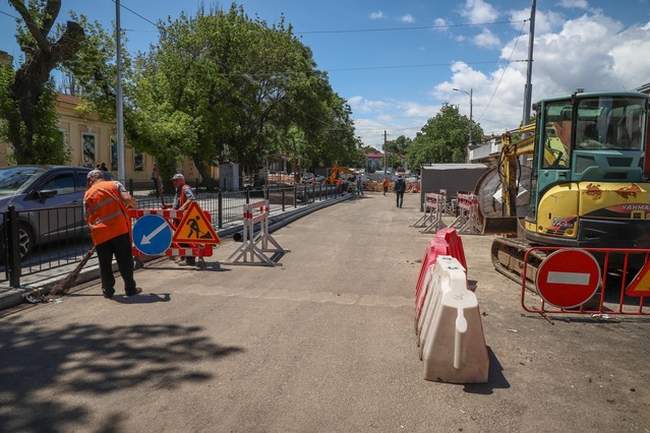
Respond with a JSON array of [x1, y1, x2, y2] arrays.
[[575, 97, 646, 150], [0, 167, 44, 194]]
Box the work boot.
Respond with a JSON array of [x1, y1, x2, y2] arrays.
[[125, 287, 142, 297], [102, 288, 115, 299]]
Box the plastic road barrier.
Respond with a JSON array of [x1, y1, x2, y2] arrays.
[[417, 255, 489, 383], [449, 193, 482, 235], [227, 199, 285, 266], [415, 228, 468, 328]]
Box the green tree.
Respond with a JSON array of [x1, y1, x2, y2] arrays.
[[129, 4, 359, 182], [0, 0, 85, 164], [384, 135, 412, 169], [406, 104, 483, 170]]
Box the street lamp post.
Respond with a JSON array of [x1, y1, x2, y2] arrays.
[[453, 87, 473, 162]]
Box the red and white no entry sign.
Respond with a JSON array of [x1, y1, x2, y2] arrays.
[[535, 249, 601, 308]]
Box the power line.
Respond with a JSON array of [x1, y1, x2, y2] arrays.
[[476, 21, 528, 123], [328, 60, 526, 72], [0, 10, 19, 20], [297, 19, 526, 35], [110, 0, 162, 30]]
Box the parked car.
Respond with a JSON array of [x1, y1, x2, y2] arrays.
[[0, 166, 92, 257]]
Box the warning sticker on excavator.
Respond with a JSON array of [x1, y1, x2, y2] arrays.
[[172, 202, 220, 244]]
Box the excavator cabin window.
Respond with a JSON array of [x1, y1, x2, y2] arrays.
[[542, 101, 572, 169]]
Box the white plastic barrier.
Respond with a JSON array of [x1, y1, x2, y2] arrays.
[[449, 193, 481, 234], [416, 256, 489, 384], [227, 199, 285, 266]]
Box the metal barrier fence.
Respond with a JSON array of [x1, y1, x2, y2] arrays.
[[2, 183, 344, 288], [521, 246, 650, 317]]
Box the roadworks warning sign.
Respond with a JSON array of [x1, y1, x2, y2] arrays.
[[172, 202, 220, 244]]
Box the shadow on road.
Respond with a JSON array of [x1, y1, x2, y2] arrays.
[[0, 318, 244, 433], [462, 347, 510, 395], [112, 293, 171, 304]]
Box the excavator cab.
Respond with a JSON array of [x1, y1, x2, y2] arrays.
[[524, 92, 650, 247]]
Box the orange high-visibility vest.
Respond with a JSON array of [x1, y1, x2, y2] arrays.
[[84, 181, 129, 246]]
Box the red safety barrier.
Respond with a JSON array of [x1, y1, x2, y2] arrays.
[[436, 227, 467, 270], [521, 247, 650, 317], [415, 238, 449, 320]]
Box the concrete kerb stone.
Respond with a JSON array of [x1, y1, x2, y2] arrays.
[[0, 193, 352, 312]]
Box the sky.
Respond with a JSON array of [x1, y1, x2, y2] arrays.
[[2, 0, 650, 149]]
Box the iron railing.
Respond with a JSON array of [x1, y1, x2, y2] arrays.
[[2, 183, 345, 288]]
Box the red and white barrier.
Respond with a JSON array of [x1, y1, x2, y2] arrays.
[[227, 199, 285, 266], [416, 255, 489, 383], [415, 228, 468, 327], [415, 193, 446, 233], [128, 208, 215, 259], [450, 193, 481, 234], [413, 228, 488, 384]]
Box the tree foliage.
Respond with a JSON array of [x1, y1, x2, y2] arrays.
[[384, 135, 412, 169], [128, 4, 360, 182], [0, 0, 85, 164], [406, 104, 483, 170]]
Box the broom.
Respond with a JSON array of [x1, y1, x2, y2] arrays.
[[49, 246, 96, 296]]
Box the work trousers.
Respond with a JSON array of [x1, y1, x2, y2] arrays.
[[96, 233, 137, 294], [396, 191, 404, 208]]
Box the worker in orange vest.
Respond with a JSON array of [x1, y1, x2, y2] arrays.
[[171, 173, 197, 265], [84, 169, 141, 299], [382, 177, 389, 196]]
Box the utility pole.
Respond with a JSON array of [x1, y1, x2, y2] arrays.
[[383, 130, 387, 175], [453, 87, 473, 162], [115, 0, 126, 182], [522, 0, 536, 125]]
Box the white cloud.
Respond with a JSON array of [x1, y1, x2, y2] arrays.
[[432, 14, 650, 134], [434, 17, 447, 28], [473, 28, 501, 48], [455, 35, 467, 42], [348, 97, 440, 146], [509, 8, 564, 34], [460, 0, 499, 24], [558, 0, 589, 9], [369, 10, 385, 20], [401, 14, 415, 23]]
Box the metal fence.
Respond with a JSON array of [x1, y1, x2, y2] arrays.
[[2, 183, 345, 288]]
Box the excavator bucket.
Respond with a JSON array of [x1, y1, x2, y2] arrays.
[[481, 216, 518, 235]]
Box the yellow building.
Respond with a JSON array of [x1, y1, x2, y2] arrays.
[[1, 93, 204, 185]]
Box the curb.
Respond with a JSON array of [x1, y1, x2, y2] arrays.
[[0, 194, 353, 312]]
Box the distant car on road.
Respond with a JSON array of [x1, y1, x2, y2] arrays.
[[0, 166, 92, 257]]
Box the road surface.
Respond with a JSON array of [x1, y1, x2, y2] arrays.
[[1, 192, 649, 433]]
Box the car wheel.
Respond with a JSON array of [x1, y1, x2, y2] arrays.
[[17, 223, 34, 258]]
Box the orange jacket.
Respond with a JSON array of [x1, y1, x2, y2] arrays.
[[84, 181, 130, 246]]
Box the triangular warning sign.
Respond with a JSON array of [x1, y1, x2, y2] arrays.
[[172, 202, 220, 244], [625, 262, 650, 297]]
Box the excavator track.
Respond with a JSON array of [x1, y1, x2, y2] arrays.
[[491, 237, 548, 291]]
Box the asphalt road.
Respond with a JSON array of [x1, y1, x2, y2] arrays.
[[1, 192, 649, 433]]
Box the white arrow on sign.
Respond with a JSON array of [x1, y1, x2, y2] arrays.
[[140, 221, 169, 245]]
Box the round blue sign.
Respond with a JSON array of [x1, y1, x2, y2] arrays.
[[133, 214, 173, 256]]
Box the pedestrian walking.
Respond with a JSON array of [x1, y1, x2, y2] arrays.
[[357, 176, 364, 196], [394, 174, 406, 208], [172, 173, 197, 265], [84, 169, 141, 299], [382, 178, 389, 196]]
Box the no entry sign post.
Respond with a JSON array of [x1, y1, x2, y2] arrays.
[[535, 249, 601, 309]]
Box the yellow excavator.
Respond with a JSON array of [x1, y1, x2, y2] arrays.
[[476, 91, 650, 284], [326, 164, 354, 185]]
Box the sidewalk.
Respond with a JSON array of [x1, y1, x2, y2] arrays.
[[0, 193, 351, 310]]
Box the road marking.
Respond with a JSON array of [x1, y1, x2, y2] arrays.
[[547, 271, 590, 285]]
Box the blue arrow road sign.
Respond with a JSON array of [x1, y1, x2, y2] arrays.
[[133, 214, 173, 256]]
